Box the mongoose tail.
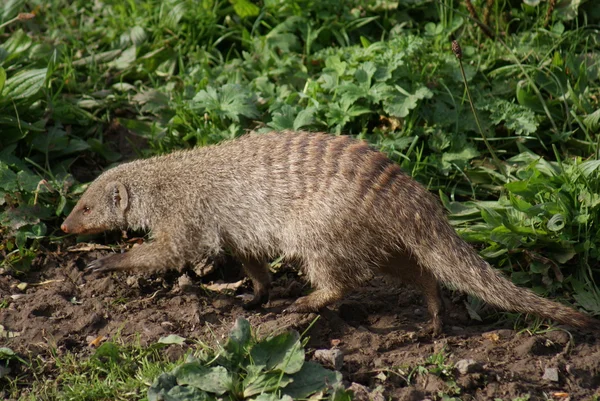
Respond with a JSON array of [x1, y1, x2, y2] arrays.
[[411, 217, 600, 331]]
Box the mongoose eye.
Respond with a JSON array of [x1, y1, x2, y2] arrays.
[[82, 206, 91, 215]]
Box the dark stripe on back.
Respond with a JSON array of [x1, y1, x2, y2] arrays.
[[357, 152, 395, 201], [306, 134, 327, 196], [291, 133, 309, 201], [320, 135, 353, 194]]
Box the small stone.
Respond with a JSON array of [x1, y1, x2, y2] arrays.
[[313, 348, 344, 370], [455, 359, 482, 375], [16, 282, 28, 291], [542, 367, 559, 382], [177, 274, 194, 289], [125, 276, 139, 288]]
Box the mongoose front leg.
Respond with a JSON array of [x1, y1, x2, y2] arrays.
[[238, 256, 271, 309], [87, 241, 179, 273]]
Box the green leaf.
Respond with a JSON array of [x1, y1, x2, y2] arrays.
[[243, 369, 293, 397], [384, 86, 433, 118], [16, 170, 41, 192], [130, 26, 147, 46], [250, 330, 304, 374], [163, 386, 214, 401], [282, 361, 342, 399], [583, 109, 600, 132], [158, 334, 187, 345], [1, 68, 47, 99], [0, 162, 18, 191], [1, 0, 24, 22], [192, 84, 258, 123], [93, 342, 121, 364], [0, 67, 6, 94], [579, 160, 600, 177], [148, 373, 177, 401], [175, 364, 232, 395], [230, 0, 260, 18], [250, 394, 293, 401], [480, 99, 538, 135], [0, 347, 16, 359], [293, 107, 316, 130]]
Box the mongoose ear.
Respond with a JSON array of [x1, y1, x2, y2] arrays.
[[107, 182, 129, 211]]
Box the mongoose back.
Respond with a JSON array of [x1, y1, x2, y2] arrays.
[[62, 131, 599, 334]]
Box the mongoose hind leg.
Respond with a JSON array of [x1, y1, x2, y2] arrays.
[[382, 254, 445, 336], [413, 271, 445, 336], [285, 257, 350, 313], [285, 287, 346, 313], [239, 256, 271, 309]]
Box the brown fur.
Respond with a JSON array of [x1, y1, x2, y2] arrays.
[[62, 131, 599, 335]]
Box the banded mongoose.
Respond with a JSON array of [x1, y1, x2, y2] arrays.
[[61, 131, 599, 335]]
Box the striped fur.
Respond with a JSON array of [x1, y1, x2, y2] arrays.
[[62, 131, 599, 335]]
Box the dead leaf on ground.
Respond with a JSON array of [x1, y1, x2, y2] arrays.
[[205, 280, 244, 293]]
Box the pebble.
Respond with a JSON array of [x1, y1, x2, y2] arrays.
[[313, 348, 344, 370], [455, 359, 483, 375], [542, 367, 559, 382]]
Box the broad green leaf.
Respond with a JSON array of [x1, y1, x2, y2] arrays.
[[192, 84, 258, 122], [175, 364, 232, 395], [231, 0, 260, 18], [583, 109, 600, 131], [148, 373, 177, 401], [243, 370, 293, 397], [1, 0, 25, 21], [293, 107, 316, 130], [164, 386, 214, 401], [250, 394, 293, 401], [2, 68, 47, 99], [0, 162, 18, 191], [355, 61, 376, 87], [16, 170, 41, 192], [130, 26, 147, 46], [384, 86, 433, 118], [269, 105, 296, 130], [228, 317, 251, 348], [579, 160, 600, 177], [250, 330, 304, 374], [0, 347, 16, 359], [282, 361, 342, 399], [158, 334, 187, 345]]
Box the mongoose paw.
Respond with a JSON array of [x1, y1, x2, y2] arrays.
[[86, 254, 121, 273], [242, 292, 269, 310], [284, 300, 316, 314]]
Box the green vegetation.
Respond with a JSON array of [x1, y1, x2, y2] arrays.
[[149, 318, 349, 401], [2, 318, 347, 401]]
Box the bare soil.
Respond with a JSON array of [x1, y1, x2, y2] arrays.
[[1, 245, 599, 401]]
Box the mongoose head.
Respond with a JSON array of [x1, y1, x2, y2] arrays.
[[61, 179, 129, 235]]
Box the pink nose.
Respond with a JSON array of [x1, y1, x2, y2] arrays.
[[61, 224, 69, 233]]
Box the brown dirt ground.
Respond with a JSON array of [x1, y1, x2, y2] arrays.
[[1, 244, 599, 401]]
